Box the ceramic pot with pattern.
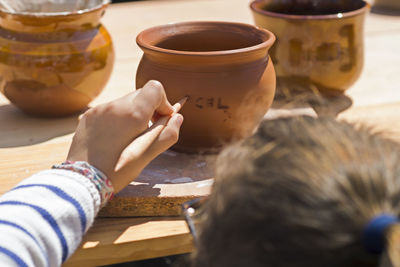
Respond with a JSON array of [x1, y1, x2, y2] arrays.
[[250, 0, 369, 95], [136, 21, 276, 153], [0, 0, 114, 116]]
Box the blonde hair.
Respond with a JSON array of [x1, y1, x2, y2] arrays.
[[191, 116, 400, 267]]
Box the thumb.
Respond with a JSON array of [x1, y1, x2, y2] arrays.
[[141, 113, 184, 160], [112, 113, 183, 192]]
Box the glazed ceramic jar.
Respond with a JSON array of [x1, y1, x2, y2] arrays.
[[136, 21, 276, 153], [250, 0, 369, 95], [0, 0, 114, 116]]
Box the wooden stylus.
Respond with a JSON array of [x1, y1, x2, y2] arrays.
[[123, 97, 188, 159]]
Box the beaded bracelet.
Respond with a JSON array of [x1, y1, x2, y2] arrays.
[[52, 161, 114, 207]]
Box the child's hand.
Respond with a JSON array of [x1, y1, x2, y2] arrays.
[[67, 80, 184, 192]]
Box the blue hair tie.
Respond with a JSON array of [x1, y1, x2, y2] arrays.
[[362, 214, 398, 254]]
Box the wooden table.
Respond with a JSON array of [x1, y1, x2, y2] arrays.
[[1, 0, 400, 266]]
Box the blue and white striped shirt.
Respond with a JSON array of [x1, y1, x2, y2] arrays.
[[0, 169, 102, 267]]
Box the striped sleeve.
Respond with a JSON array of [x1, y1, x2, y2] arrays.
[[0, 169, 102, 267]]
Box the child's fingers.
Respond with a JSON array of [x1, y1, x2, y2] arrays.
[[116, 97, 186, 169], [106, 80, 173, 127], [118, 113, 183, 165], [130, 80, 174, 118], [141, 113, 184, 160], [119, 115, 170, 163], [151, 96, 187, 123], [112, 113, 183, 192], [132, 97, 187, 155]]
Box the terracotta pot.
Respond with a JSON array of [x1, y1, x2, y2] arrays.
[[136, 21, 276, 153], [0, 0, 114, 116], [250, 0, 369, 95]]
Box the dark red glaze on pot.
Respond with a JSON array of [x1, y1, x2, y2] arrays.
[[136, 21, 276, 153]]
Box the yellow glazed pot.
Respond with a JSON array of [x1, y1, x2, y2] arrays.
[[250, 0, 369, 95], [0, 0, 114, 116]]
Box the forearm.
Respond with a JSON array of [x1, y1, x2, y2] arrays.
[[0, 169, 102, 267]]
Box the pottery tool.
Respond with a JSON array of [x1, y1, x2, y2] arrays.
[[120, 97, 188, 160]]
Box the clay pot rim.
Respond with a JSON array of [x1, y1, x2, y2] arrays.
[[0, 0, 110, 17], [250, 0, 370, 20], [136, 21, 276, 57]]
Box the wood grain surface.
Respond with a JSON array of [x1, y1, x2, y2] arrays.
[[99, 151, 214, 217], [62, 217, 192, 267], [0, 0, 400, 265]]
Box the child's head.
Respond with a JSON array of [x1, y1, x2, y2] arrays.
[[191, 116, 400, 267]]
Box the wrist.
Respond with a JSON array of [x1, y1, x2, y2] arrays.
[[52, 161, 114, 207]]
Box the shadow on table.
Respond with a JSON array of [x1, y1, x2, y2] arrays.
[[371, 6, 400, 16], [271, 88, 353, 118], [0, 104, 79, 148]]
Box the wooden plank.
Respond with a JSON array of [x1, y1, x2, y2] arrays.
[[0, 142, 69, 194], [100, 151, 214, 217], [63, 217, 192, 267], [0, 0, 400, 265]]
